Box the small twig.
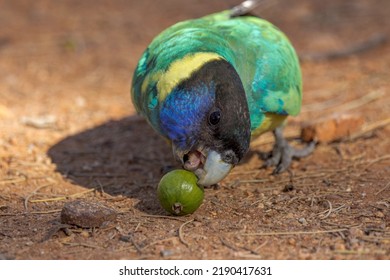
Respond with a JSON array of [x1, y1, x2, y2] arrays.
[[320, 200, 333, 220], [376, 201, 389, 208], [24, 183, 53, 210], [220, 237, 239, 251], [375, 182, 390, 196], [139, 214, 187, 222], [0, 213, 19, 216], [220, 237, 261, 255], [142, 237, 180, 250], [334, 250, 362, 255], [358, 236, 390, 244], [348, 117, 390, 141], [178, 219, 194, 247], [29, 209, 62, 215], [115, 246, 138, 253], [118, 230, 136, 245], [0, 209, 62, 216], [330, 89, 386, 113], [230, 0, 278, 17], [61, 242, 103, 249], [254, 240, 268, 251], [305, 89, 386, 116], [134, 222, 141, 232], [29, 188, 96, 203], [241, 228, 348, 236], [321, 221, 362, 229], [41, 223, 73, 242], [95, 179, 115, 198], [69, 172, 129, 178], [317, 203, 346, 217], [361, 155, 390, 169], [300, 33, 387, 61], [301, 94, 346, 113], [234, 179, 269, 184], [0, 175, 27, 186], [130, 236, 143, 253]]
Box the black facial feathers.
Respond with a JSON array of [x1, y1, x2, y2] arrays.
[[176, 59, 251, 163]]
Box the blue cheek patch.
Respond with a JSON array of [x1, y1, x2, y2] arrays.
[[159, 84, 215, 149]]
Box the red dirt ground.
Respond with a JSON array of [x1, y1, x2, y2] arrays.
[[0, 0, 389, 259]]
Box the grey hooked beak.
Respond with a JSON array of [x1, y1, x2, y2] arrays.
[[195, 150, 233, 186], [172, 145, 233, 186]]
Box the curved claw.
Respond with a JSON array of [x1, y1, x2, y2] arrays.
[[263, 127, 316, 173]]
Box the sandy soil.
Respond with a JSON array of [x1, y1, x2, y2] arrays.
[[0, 0, 389, 259]]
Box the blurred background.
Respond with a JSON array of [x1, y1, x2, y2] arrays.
[[1, 0, 388, 126], [0, 0, 389, 260]]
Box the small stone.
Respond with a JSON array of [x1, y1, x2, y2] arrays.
[[160, 249, 174, 257], [21, 115, 57, 129], [265, 201, 273, 207], [362, 217, 372, 223], [61, 200, 117, 228], [119, 235, 132, 242], [375, 211, 385, 218], [80, 230, 90, 238], [286, 212, 294, 219], [0, 205, 8, 211], [298, 217, 308, 225], [334, 243, 346, 251], [257, 203, 265, 209], [283, 184, 294, 192], [349, 228, 364, 238], [288, 238, 296, 246], [192, 221, 202, 227]]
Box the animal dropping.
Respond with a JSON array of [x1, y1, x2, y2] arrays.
[[61, 200, 117, 228]]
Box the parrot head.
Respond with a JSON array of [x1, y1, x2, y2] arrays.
[[159, 57, 251, 186]]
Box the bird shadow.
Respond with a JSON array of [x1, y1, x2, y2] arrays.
[[47, 116, 178, 215]]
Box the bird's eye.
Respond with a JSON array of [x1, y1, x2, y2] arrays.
[[208, 109, 221, 126]]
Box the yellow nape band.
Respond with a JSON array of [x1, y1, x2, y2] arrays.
[[157, 52, 222, 102], [251, 113, 287, 139]]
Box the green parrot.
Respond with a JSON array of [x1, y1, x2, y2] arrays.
[[131, 0, 315, 186]]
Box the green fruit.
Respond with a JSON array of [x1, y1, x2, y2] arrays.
[[157, 169, 204, 216]]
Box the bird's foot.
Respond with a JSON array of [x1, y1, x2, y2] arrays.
[[263, 127, 316, 174]]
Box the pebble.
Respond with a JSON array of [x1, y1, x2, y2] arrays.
[[286, 212, 294, 219], [257, 203, 265, 209], [192, 221, 202, 227], [288, 238, 296, 246], [160, 249, 174, 257], [298, 217, 308, 225], [80, 230, 90, 238], [334, 243, 346, 251], [21, 115, 57, 129], [375, 211, 385, 218], [61, 200, 117, 228]]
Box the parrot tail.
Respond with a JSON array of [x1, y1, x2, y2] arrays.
[[230, 0, 264, 17]]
